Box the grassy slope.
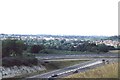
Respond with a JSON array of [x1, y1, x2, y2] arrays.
[[37, 49, 101, 55], [65, 62, 118, 78], [109, 50, 120, 54], [42, 60, 88, 71]]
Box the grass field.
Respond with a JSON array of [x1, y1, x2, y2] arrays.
[[36, 49, 102, 56], [109, 50, 120, 54], [42, 60, 89, 71], [65, 62, 118, 78]]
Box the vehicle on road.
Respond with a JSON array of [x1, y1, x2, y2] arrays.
[[51, 74, 58, 78], [106, 60, 109, 64], [73, 70, 78, 73], [102, 59, 105, 64]]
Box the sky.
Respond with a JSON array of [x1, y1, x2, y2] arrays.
[[0, 0, 119, 36]]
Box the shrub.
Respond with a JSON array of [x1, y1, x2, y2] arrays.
[[2, 56, 38, 67]]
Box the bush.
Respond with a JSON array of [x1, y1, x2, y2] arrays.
[[2, 56, 38, 67], [30, 45, 45, 53]]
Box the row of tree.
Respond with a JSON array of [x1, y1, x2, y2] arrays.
[[2, 39, 117, 57], [2, 39, 45, 57]]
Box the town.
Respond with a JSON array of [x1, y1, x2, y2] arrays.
[[0, 34, 119, 48]]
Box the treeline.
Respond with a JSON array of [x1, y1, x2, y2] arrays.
[[2, 39, 116, 57], [25, 39, 115, 53], [107, 35, 120, 41]]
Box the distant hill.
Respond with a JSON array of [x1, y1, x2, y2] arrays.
[[0, 34, 108, 41], [107, 35, 120, 41]]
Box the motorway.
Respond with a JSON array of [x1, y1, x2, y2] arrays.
[[36, 53, 118, 60], [27, 53, 118, 79]]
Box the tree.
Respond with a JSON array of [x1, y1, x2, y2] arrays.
[[30, 45, 45, 53], [107, 46, 115, 50], [97, 44, 109, 52], [2, 39, 24, 57]]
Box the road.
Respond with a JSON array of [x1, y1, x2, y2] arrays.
[[27, 57, 118, 78], [36, 53, 118, 60], [26, 53, 118, 79]]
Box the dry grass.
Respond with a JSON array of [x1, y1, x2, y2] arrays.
[[109, 50, 120, 54], [65, 62, 118, 78]]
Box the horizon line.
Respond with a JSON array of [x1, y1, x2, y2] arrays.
[[0, 33, 118, 37]]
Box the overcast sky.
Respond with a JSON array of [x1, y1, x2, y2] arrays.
[[0, 0, 119, 36]]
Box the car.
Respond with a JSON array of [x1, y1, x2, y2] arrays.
[[51, 74, 58, 77], [44, 61, 49, 63], [73, 70, 78, 73], [102, 59, 105, 64], [102, 59, 105, 62], [106, 60, 109, 64]]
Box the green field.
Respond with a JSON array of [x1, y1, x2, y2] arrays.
[[35, 49, 106, 56], [41, 60, 89, 71]]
